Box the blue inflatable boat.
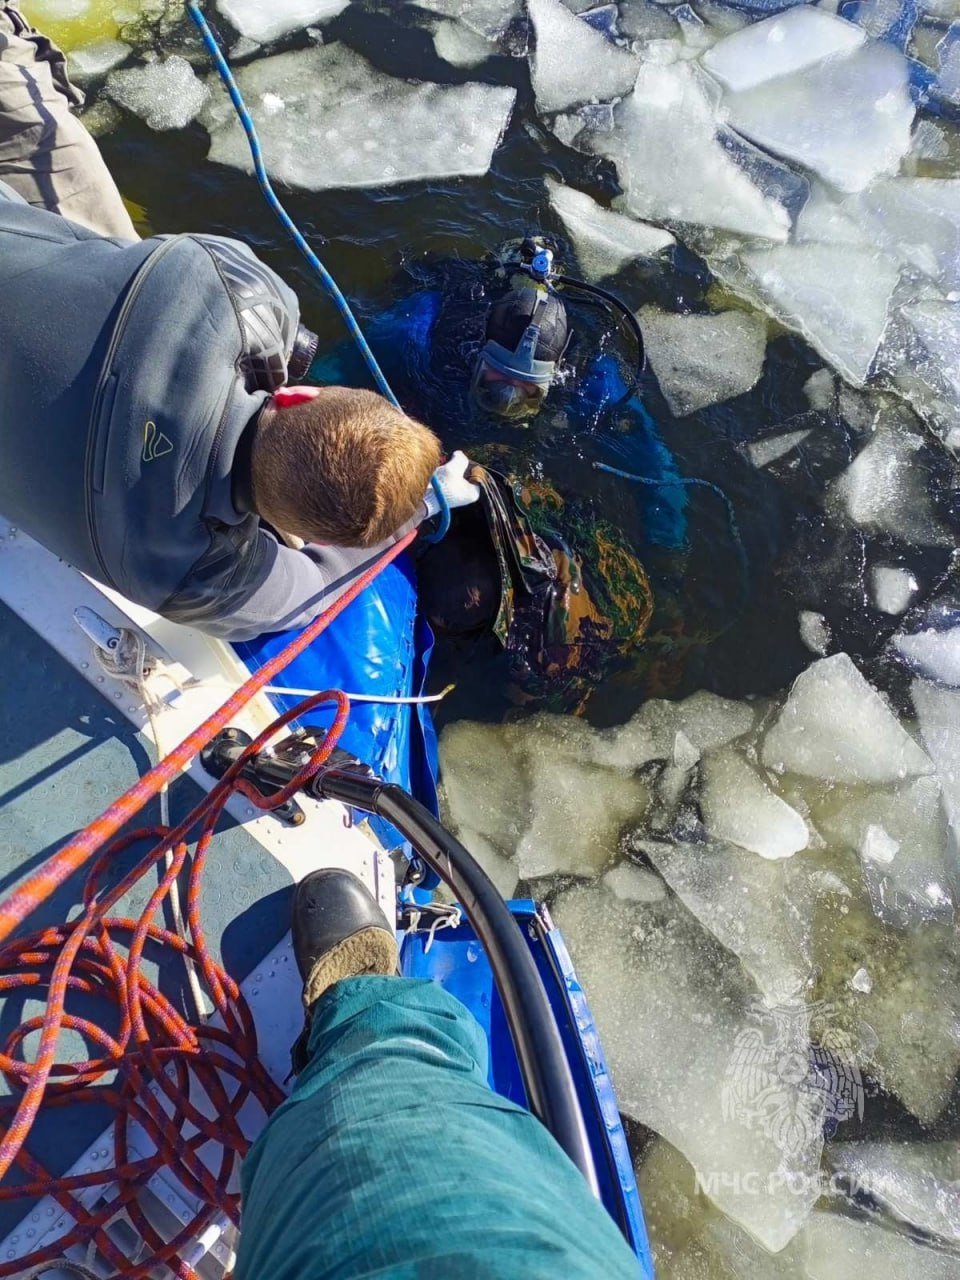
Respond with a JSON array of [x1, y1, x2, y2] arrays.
[[234, 548, 654, 1273]]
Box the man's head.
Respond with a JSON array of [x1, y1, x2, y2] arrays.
[[470, 287, 569, 421], [252, 386, 441, 547]]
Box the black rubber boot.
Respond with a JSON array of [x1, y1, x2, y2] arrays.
[[289, 869, 398, 1076]]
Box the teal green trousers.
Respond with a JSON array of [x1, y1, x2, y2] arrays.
[[235, 975, 642, 1279]]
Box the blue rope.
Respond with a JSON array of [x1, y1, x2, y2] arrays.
[[428, 475, 451, 542], [186, 1, 399, 409], [593, 461, 750, 582]]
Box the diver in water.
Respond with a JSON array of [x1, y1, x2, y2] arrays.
[[311, 239, 686, 552], [311, 239, 689, 709]]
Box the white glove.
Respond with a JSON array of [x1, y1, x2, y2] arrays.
[[423, 450, 481, 519]]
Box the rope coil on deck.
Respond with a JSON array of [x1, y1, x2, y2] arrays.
[[0, 689, 350, 1280], [0, 6, 425, 1272], [0, 528, 414, 1279]]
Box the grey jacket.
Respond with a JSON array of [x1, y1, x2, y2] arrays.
[[0, 181, 411, 641]]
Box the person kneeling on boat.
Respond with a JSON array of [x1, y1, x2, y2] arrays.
[[0, 3, 479, 642], [234, 867, 643, 1280]]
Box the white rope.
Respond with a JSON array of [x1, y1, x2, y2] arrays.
[[207, 682, 455, 706], [405, 902, 462, 955]]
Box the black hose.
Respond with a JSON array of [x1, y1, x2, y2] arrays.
[[555, 272, 646, 377], [514, 262, 646, 398], [312, 767, 600, 1197]]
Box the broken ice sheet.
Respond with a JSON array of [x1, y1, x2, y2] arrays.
[[216, 0, 349, 44], [588, 61, 791, 240], [761, 654, 933, 786], [912, 677, 960, 835], [814, 775, 957, 925], [702, 7, 865, 94], [812, 896, 960, 1123], [894, 625, 960, 687], [552, 879, 823, 1250], [601, 861, 666, 902], [640, 1137, 960, 1279], [107, 55, 210, 131], [203, 45, 516, 191], [827, 404, 954, 547], [439, 720, 528, 857], [700, 747, 809, 860], [517, 750, 649, 879], [853, 179, 960, 293], [411, 0, 521, 40], [871, 564, 918, 614], [545, 177, 674, 280], [637, 305, 767, 417], [439, 715, 649, 880], [432, 19, 497, 68], [826, 1139, 960, 1245], [68, 37, 130, 84], [633, 834, 814, 1001], [722, 42, 915, 194], [800, 1210, 960, 1280], [590, 689, 756, 771], [528, 0, 637, 113], [454, 826, 519, 899], [715, 238, 899, 387], [799, 610, 831, 656]]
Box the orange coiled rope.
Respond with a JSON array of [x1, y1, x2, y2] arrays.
[[0, 529, 415, 1277]]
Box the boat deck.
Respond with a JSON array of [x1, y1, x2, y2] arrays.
[[0, 520, 394, 1270]]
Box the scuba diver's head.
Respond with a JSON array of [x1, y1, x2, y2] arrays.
[[471, 287, 570, 421]]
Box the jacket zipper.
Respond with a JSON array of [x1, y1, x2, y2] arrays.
[[84, 235, 185, 588]]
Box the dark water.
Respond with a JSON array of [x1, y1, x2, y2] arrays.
[[13, 4, 959, 1270], [82, 2, 958, 735]]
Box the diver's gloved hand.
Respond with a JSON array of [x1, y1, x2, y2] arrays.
[[423, 450, 481, 519]]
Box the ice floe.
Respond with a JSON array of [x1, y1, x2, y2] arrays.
[[716, 239, 899, 386], [746, 425, 816, 469], [634, 833, 815, 1000], [413, 0, 521, 40], [107, 55, 210, 131], [894, 625, 960, 686], [587, 62, 792, 239], [216, 0, 348, 44], [827, 404, 953, 546], [827, 1139, 960, 1244], [871, 564, 918, 614], [528, 0, 637, 113], [814, 775, 957, 925], [854, 179, 960, 292], [812, 897, 960, 1122], [545, 177, 674, 279], [761, 653, 933, 785], [637, 305, 767, 416], [798, 609, 831, 656], [203, 45, 516, 190], [68, 38, 131, 84], [722, 41, 915, 194], [700, 747, 809, 859], [702, 7, 866, 94], [432, 19, 498, 68], [552, 878, 823, 1249]]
